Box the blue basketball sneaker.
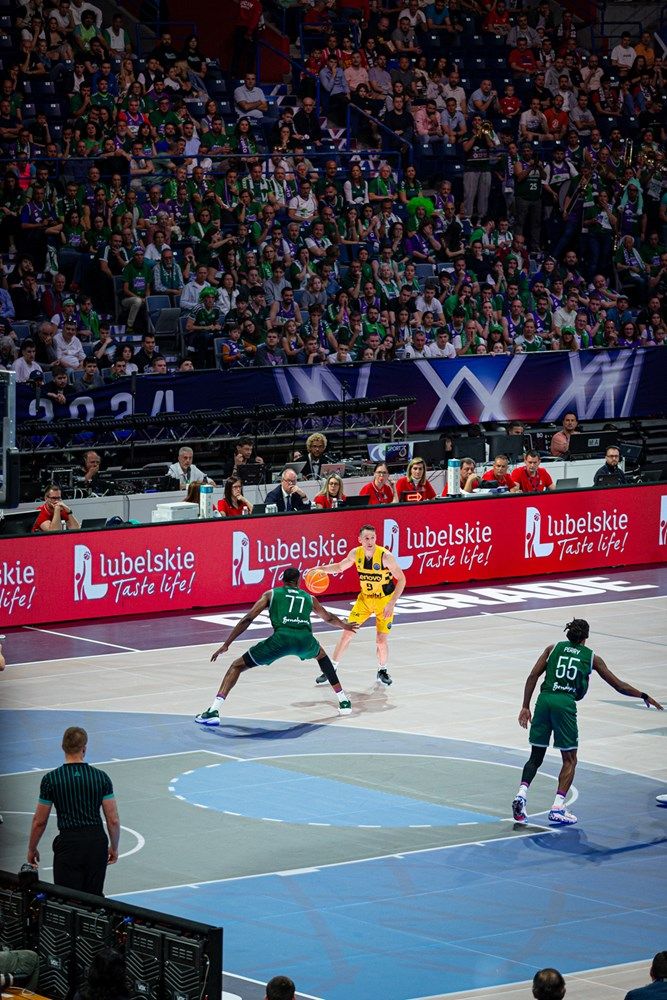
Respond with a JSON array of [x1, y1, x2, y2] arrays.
[[548, 807, 577, 825]]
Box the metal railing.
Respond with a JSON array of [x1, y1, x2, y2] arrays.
[[592, 18, 644, 49], [255, 36, 321, 118], [345, 105, 413, 166]]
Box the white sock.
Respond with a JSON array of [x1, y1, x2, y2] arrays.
[[209, 694, 225, 713], [331, 660, 339, 672], [552, 793, 566, 810], [378, 662, 388, 671], [518, 783, 529, 800], [337, 689, 348, 702]]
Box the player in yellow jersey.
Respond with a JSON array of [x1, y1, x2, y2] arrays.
[[312, 524, 405, 686]]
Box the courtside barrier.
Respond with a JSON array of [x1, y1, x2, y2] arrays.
[[2, 485, 666, 627]]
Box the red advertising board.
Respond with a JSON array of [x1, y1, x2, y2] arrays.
[[2, 486, 667, 628]]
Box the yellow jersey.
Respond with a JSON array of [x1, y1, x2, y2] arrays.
[[355, 545, 394, 599]]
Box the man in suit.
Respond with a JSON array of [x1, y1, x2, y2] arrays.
[[624, 952, 667, 1000], [265, 468, 311, 512]]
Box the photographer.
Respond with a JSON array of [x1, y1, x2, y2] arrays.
[[513, 143, 545, 254], [32, 483, 81, 532]]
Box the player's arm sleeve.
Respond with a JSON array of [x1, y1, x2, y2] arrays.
[[102, 772, 115, 800], [38, 774, 53, 805]]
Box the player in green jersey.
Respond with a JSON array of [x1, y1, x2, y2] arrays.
[[512, 618, 663, 826], [195, 567, 358, 726]]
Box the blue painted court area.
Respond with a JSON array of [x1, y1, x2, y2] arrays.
[[173, 759, 500, 826], [120, 839, 667, 999], [2, 710, 666, 1000]]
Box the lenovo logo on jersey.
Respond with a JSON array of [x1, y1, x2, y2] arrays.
[[525, 507, 554, 559], [382, 518, 414, 570], [73, 544, 108, 601], [232, 531, 264, 585], [660, 496, 667, 545]]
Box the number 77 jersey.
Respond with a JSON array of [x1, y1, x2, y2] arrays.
[[269, 586, 315, 632], [541, 640, 594, 702]]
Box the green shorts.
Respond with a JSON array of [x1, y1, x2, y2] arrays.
[[245, 629, 321, 666], [529, 692, 579, 751]]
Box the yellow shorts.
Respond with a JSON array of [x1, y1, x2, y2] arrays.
[[349, 592, 395, 634]]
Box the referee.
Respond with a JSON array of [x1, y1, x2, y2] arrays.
[[27, 727, 120, 895]]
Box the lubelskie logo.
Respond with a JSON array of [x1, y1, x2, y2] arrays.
[[525, 507, 554, 559], [74, 544, 108, 600], [660, 496, 667, 545], [525, 506, 629, 561], [73, 543, 195, 603], [232, 531, 264, 586], [382, 519, 414, 570], [231, 529, 348, 586]]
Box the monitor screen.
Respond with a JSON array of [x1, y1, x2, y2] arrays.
[[568, 431, 619, 457], [367, 441, 414, 464], [454, 436, 486, 464]]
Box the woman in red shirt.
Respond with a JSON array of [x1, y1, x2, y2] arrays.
[[395, 457, 437, 501], [313, 473, 346, 509], [217, 475, 253, 517], [359, 462, 397, 505]]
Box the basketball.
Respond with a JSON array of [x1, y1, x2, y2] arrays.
[[304, 569, 330, 595]]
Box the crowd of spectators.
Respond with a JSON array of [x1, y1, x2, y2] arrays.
[[0, 0, 665, 390]]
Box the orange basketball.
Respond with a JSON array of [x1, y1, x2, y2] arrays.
[[304, 569, 330, 595]]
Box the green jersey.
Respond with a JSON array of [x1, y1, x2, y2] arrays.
[[269, 586, 314, 633], [541, 640, 593, 702]]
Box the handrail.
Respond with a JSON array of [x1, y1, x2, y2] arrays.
[[255, 36, 321, 118], [593, 18, 644, 48], [345, 104, 413, 166]]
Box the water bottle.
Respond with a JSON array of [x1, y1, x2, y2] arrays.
[[241, 505, 249, 516], [447, 458, 461, 496], [199, 483, 213, 519], [332, 498, 338, 509]]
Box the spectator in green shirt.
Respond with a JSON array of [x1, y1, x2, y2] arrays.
[[121, 245, 152, 331]]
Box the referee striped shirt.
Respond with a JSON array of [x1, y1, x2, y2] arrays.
[[39, 763, 114, 831]]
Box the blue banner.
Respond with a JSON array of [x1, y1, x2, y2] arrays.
[[16, 349, 667, 430]]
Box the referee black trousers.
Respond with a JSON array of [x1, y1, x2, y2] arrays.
[[53, 829, 109, 896]]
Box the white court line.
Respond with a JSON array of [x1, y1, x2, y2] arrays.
[[0, 748, 234, 778], [117, 825, 558, 898], [1, 815, 145, 869], [23, 625, 139, 653], [8, 590, 665, 667], [2, 731, 657, 786], [414, 958, 653, 1000], [214, 751, 579, 816]]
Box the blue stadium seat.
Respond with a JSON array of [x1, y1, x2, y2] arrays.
[[13, 321, 32, 341], [415, 263, 435, 280]]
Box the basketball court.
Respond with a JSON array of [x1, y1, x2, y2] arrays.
[[1, 566, 666, 1000]]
